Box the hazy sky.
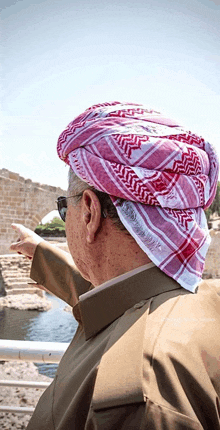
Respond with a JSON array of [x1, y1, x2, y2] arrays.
[[1, 0, 220, 191]]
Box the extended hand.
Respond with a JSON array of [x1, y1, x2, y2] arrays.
[[10, 224, 44, 259]]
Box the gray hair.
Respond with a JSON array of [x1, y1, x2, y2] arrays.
[[68, 168, 127, 232]]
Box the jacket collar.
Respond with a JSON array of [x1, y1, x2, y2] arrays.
[[78, 264, 183, 340]]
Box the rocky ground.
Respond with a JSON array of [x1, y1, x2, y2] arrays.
[[0, 293, 52, 311], [0, 361, 52, 429]]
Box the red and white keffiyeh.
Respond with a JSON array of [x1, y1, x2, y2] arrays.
[[57, 102, 219, 292]]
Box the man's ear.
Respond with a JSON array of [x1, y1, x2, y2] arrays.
[[81, 190, 102, 243]]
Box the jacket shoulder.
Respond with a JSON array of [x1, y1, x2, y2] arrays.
[[142, 281, 220, 422]]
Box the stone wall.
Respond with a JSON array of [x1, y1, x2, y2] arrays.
[[203, 229, 220, 278], [0, 169, 66, 255], [0, 254, 39, 296]]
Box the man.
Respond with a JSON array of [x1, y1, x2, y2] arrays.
[[11, 102, 220, 429]]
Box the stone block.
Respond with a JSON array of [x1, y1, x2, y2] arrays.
[[8, 172, 20, 181]]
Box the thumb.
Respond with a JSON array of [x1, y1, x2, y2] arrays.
[[10, 239, 25, 253]]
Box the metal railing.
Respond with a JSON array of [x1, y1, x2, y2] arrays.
[[0, 339, 69, 414]]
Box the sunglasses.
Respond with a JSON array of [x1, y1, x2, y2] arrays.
[[56, 194, 82, 222], [56, 193, 107, 222]]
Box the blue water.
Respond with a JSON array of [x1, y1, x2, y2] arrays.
[[0, 293, 78, 377]]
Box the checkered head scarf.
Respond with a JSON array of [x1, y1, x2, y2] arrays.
[[57, 102, 219, 292]]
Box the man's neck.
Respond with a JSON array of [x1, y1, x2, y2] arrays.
[[87, 219, 151, 287]]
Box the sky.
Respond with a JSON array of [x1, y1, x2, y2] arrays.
[[1, 0, 220, 193]]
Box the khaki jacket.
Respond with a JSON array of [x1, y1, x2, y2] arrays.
[[27, 242, 220, 429]]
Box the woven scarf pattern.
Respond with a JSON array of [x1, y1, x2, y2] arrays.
[[57, 102, 219, 291]]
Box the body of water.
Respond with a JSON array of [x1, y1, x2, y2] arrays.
[[0, 293, 78, 377]]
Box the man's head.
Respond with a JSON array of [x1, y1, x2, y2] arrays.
[[57, 101, 219, 291], [67, 168, 126, 231], [65, 168, 151, 285]]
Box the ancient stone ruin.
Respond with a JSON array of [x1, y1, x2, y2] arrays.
[[0, 169, 66, 304], [0, 254, 38, 296], [0, 168, 66, 255], [0, 253, 53, 310], [203, 229, 220, 279]]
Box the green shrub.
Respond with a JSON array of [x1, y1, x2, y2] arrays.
[[35, 217, 66, 237]]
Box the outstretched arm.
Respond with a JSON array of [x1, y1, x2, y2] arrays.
[[10, 224, 91, 307]]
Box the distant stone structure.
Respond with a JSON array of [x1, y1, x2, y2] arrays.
[[0, 169, 66, 255], [209, 217, 220, 230], [0, 253, 39, 296], [0, 241, 70, 300], [203, 229, 220, 279]]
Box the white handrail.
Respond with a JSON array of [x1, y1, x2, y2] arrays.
[[0, 405, 35, 414], [0, 380, 50, 388], [0, 339, 69, 363]]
